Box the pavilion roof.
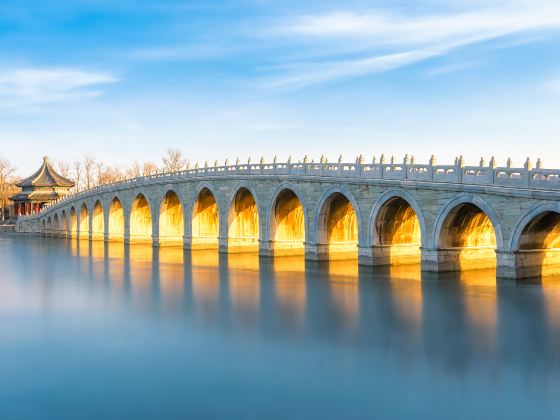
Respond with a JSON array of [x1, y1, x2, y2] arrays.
[[17, 156, 75, 188]]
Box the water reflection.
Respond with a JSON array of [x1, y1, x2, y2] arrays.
[[3, 236, 560, 419]]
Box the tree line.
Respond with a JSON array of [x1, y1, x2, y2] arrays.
[[0, 148, 188, 220]]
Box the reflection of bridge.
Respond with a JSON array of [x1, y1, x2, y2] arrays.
[[15, 157, 560, 279]]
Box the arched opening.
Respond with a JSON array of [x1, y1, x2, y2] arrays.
[[53, 214, 60, 237], [41, 219, 46, 234], [317, 192, 358, 260], [108, 197, 125, 241], [70, 207, 77, 238], [374, 197, 421, 265], [439, 203, 497, 270], [79, 204, 89, 238], [270, 189, 305, 256], [228, 187, 259, 251], [192, 187, 219, 249], [517, 211, 560, 277], [92, 201, 104, 240], [46, 217, 52, 235], [159, 190, 184, 246], [130, 194, 152, 243], [61, 210, 68, 237]]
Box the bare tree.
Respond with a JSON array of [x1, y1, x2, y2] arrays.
[[0, 157, 16, 221], [142, 161, 158, 176], [162, 148, 186, 173], [56, 160, 71, 179], [127, 160, 142, 178], [83, 155, 96, 190], [72, 160, 83, 192]]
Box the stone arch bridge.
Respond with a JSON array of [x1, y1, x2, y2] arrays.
[[16, 158, 560, 279]]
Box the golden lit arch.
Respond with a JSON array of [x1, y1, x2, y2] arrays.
[[61, 210, 68, 236], [270, 188, 305, 255], [192, 187, 219, 249], [130, 193, 152, 243], [517, 211, 560, 277], [228, 187, 259, 250], [317, 191, 359, 259], [92, 200, 104, 240], [439, 203, 497, 270], [53, 213, 60, 235], [79, 204, 89, 237], [70, 207, 78, 238], [159, 190, 184, 246], [108, 197, 125, 241], [374, 196, 422, 265]]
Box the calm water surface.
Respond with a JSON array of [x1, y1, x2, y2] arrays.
[[1, 235, 560, 419]]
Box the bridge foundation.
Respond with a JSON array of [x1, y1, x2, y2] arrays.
[[359, 245, 421, 266]]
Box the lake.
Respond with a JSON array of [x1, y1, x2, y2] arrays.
[[1, 235, 559, 419]]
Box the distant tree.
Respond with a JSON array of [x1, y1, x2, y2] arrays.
[[162, 148, 186, 173], [0, 157, 17, 221], [72, 159, 83, 192], [127, 160, 142, 178], [142, 161, 158, 176], [83, 155, 96, 190], [56, 160, 71, 179]]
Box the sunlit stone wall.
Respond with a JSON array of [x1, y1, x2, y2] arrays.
[[92, 201, 104, 240], [271, 189, 305, 255], [158, 191, 184, 246], [439, 204, 497, 271], [192, 188, 219, 249], [108, 198, 124, 241], [228, 188, 259, 251], [130, 194, 152, 243]]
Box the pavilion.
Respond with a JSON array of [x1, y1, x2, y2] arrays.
[[10, 157, 75, 217]]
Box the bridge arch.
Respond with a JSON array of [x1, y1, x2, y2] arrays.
[[53, 213, 60, 236], [227, 182, 261, 250], [267, 183, 308, 256], [79, 203, 89, 238], [61, 210, 68, 237], [158, 189, 185, 246], [314, 185, 362, 259], [92, 200, 104, 240], [70, 206, 78, 238], [369, 189, 426, 265], [129, 193, 153, 243], [434, 194, 503, 270], [108, 196, 125, 241], [41, 219, 46, 234], [509, 202, 560, 277], [191, 182, 220, 249], [46, 216, 52, 235]]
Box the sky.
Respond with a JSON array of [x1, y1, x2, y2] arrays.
[[1, 0, 560, 175]]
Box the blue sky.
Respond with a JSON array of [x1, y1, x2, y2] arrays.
[[1, 0, 560, 174]]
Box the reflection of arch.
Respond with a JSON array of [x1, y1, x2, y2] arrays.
[[192, 185, 219, 249], [268, 184, 306, 255], [315, 186, 361, 260], [79, 203, 89, 238], [158, 190, 184, 246], [434, 194, 501, 270], [228, 184, 260, 250], [369, 189, 425, 265], [70, 207, 77, 238], [130, 193, 152, 243], [92, 200, 104, 240], [108, 196, 125, 241], [509, 202, 560, 277]]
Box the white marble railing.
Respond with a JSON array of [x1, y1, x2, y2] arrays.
[[26, 159, 560, 218]]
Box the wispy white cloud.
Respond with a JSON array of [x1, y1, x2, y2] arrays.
[[259, 1, 560, 88], [129, 44, 229, 61], [0, 67, 119, 110]]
